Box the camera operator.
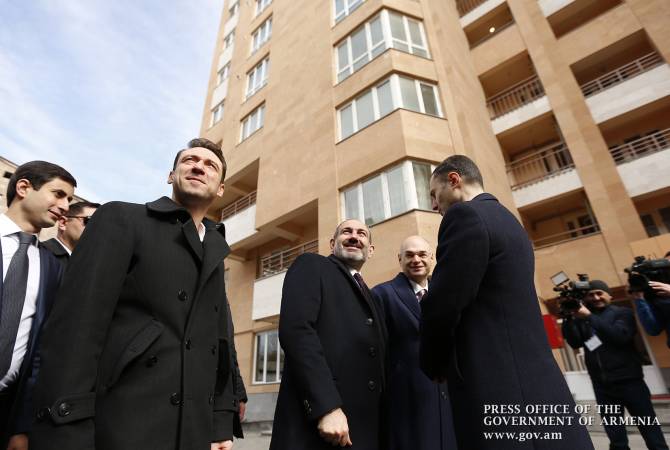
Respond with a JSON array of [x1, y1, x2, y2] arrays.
[[562, 280, 668, 450], [631, 252, 670, 345]]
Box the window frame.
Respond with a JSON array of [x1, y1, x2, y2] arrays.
[[228, 1, 239, 18], [255, 0, 272, 17], [251, 17, 273, 55], [337, 74, 443, 141], [217, 63, 231, 85], [211, 101, 225, 127], [246, 56, 270, 99], [240, 103, 266, 142], [334, 0, 365, 23], [252, 329, 283, 384], [223, 30, 235, 50]]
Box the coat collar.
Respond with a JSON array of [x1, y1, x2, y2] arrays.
[[42, 238, 69, 257], [470, 192, 497, 203], [391, 273, 421, 320]]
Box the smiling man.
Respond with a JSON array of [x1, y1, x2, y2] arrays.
[[32, 139, 239, 450], [371, 236, 457, 450], [0, 161, 75, 450], [270, 219, 388, 450]]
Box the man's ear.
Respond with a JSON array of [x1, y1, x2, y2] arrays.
[[14, 179, 32, 201], [167, 171, 175, 185], [329, 238, 335, 252], [367, 244, 375, 258], [216, 183, 225, 198], [57, 216, 68, 232]]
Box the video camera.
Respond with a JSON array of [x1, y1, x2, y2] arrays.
[[551, 272, 592, 316], [625, 256, 670, 300]]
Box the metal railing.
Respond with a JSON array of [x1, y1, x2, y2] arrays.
[[580, 52, 664, 97], [533, 224, 601, 248], [259, 239, 319, 278], [221, 191, 257, 221], [506, 141, 574, 190], [456, 0, 488, 16], [609, 127, 670, 164], [469, 20, 514, 48], [487, 75, 545, 119]]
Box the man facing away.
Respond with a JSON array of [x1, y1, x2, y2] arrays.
[[420, 155, 593, 450], [270, 219, 388, 450], [41, 201, 100, 268], [0, 161, 76, 450], [371, 236, 457, 450], [32, 139, 239, 450]]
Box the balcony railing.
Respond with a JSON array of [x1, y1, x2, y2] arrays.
[[469, 20, 514, 48], [456, 0, 488, 16], [221, 191, 257, 221], [506, 141, 574, 190], [486, 75, 545, 119], [609, 127, 670, 164], [259, 239, 319, 279], [580, 52, 664, 97], [533, 224, 601, 248]]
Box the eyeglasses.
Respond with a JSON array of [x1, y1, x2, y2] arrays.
[[66, 216, 92, 225]]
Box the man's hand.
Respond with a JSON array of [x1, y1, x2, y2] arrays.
[[317, 408, 352, 447], [649, 281, 670, 297], [211, 440, 233, 450], [239, 401, 246, 421], [6, 434, 28, 450], [573, 304, 591, 318]]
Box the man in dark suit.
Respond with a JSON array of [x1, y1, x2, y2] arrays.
[[420, 155, 593, 450], [32, 139, 238, 450], [372, 235, 457, 450], [41, 201, 100, 268], [0, 161, 76, 450], [270, 219, 387, 450]]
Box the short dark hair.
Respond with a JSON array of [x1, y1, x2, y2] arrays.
[[7, 161, 77, 206], [173, 138, 227, 181], [432, 155, 484, 188], [665, 250, 670, 258], [333, 219, 372, 243], [68, 201, 101, 216]]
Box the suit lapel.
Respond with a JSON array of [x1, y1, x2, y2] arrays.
[[391, 273, 421, 321], [196, 226, 230, 294], [327, 254, 370, 306], [181, 218, 204, 262]]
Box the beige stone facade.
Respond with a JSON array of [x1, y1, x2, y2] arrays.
[[201, 0, 670, 414]]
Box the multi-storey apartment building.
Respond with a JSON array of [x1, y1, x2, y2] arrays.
[[200, 0, 670, 420]]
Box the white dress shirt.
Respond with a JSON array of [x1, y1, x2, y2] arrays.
[[55, 237, 72, 255], [409, 278, 428, 301], [0, 214, 40, 389]]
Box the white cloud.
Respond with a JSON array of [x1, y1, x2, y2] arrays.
[[0, 0, 224, 203]]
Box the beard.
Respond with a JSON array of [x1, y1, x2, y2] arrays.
[[332, 240, 367, 265]]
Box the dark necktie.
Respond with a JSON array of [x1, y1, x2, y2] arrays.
[[353, 272, 370, 296], [0, 232, 36, 378], [416, 289, 426, 302]]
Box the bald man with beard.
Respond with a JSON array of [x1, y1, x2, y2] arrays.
[[270, 219, 388, 450], [372, 236, 457, 450]]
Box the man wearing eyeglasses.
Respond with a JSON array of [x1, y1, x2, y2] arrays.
[[41, 201, 100, 268]]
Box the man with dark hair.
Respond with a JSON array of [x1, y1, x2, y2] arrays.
[[420, 154, 593, 449], [0, 161, 75, 450], [42, 201, 100, 268], [270, 219, 388, 450], [372, 236, 457, 450], [32, 139, 239, 450], [563, 281, 667, 450]]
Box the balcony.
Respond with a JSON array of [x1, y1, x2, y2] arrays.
[[221, 191, 257, 246], [252, 240, 319, 320], [458, 0, 506, 28], [487, 75, 545, 120], [469, 18, 514, 49], [545, 0, 622, 38], [609, 128, 670, 165], [581, 52, 670, 124], [614, 130, 670, 198], [456, 0, 489, 17]]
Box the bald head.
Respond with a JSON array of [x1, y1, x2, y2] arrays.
[[398, 235, 433, 285]]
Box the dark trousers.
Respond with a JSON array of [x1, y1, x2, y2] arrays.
[[0, 386, 17, 448], [593, 378, 668, 450]]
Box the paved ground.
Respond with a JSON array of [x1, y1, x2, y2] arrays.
[[231, 430, 670, 449]]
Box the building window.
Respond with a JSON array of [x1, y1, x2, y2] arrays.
[[224, 30, 235, 49], [211, 101, 225, 126], [255, 0, 272, 16], [337, 74, 442, 140], [241, 103, 265, 141], [334, 0, 364, 23], [251, 17, 272, 55], [229, 1, 239, 17], [253, 329, 283, 384], [217, 63, 231, 85], [246, 57, 270, 98], [341, 160, 435, 226], [336, 10, 429, 82]]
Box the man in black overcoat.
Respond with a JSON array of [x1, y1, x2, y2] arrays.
[[32, 139, 239, 450], [372, 235, 457, 450], [270, 219, 387, 450], [420, 155, 593, 450]]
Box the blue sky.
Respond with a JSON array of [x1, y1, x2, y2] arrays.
[[0, 0, 224, 203]]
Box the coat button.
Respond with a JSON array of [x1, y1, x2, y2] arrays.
[[441, 391, 448, 400], [368, 380, 376, 391], [214, 304, 219, 312], [177, 290, 188, 302], [146, 355, 158, 367], [365, 318, 373, 325], [303, 399, 310, 411], [36, 407, 51, 421], [170, 393, 182, 406], [57, 402, 71, 417], [211, 345, 217, 355], [209, 394, 215, 404], [185, 339, 192, 349], [368, 346, 377, 357], [232, 399, 238, 407]]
